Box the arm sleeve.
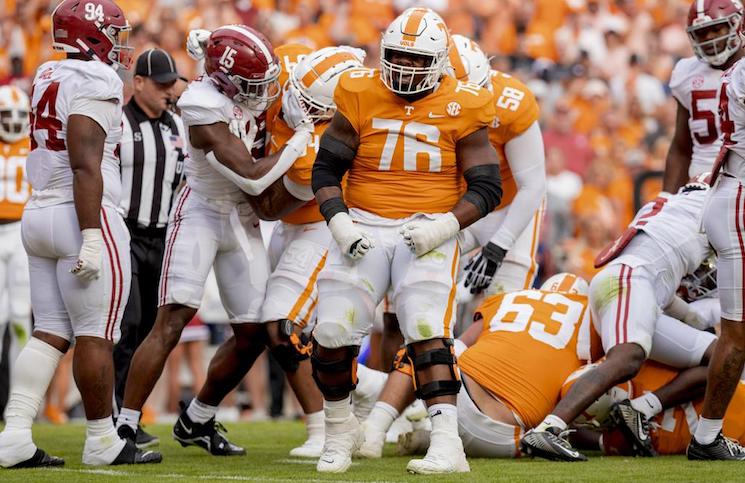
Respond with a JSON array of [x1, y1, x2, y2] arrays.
[[68, 97, 119, 133], [489, 122, 547, 250]]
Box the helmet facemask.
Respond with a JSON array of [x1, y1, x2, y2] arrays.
[[0, 106, 30, 143], [288, 76, 335, 123], [380, 45, 447, 95], [104, 23, 134, 70], [688, 13, 743, 66], [230, 62, 281, 112], [678, 258, 718, 302]]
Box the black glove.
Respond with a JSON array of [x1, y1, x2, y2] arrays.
[[463, 242, 507, 294]]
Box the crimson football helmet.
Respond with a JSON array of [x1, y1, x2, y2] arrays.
[[51, 0, 133, 70], [687, 0, 745, 66], [204, 25, 281, 111]]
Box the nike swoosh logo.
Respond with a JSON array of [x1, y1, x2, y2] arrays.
[[321, 458, 334, 464], [180, 420, 193, 435], [636, 417, 648, 441], [428, 112, 445, 118]]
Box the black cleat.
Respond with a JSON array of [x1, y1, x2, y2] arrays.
[[173, 403, 245, 456], [609, 399, 656, 457], [111, 439, 162, 465], [520, 427, 588, 462], [7, 448, 64, 469], [687, 433, 745, 461], [117, 424, 137, 445], [135, 426, 159, 449]]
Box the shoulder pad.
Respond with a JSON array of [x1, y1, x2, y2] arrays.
[[66, 60, 123, 102], [669, 57, 698, 91], [444, 77, 493, 109], [490, 70, 531, 95], [337, 68, 378, 93], [177, 78, 229, 113]]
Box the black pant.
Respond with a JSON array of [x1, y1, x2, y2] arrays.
[[114, 224, 167, 409]]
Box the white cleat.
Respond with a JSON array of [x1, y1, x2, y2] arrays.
[[289, 436, 324, 458], [406, 427, 469, 474], [317, 415, 363, 473], [0, 429, 37, 468], [356, 420, 386, 459]]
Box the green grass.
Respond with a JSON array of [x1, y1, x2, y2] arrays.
[[0, 421, 741, 482]]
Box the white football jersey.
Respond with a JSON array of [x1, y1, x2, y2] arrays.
[[26, 59, 123, 209], [617, 187, 710, 296], [669, 56, 723, 177], [719, 58, 745, 178], [178, 77, 261, 203]]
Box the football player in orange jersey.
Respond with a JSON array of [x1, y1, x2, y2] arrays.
[[310, 7, 502, 474], [447, 35, 546, 295], [354, 273, 599, 459], [0, 85, 32, 399]]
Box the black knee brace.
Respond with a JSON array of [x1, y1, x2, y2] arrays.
[[310, 339, 359, 400], [270, 320, 311, 373], [406, 338, 461, 400]]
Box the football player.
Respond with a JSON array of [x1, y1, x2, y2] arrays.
[[0, 86, 32, 390], [522, 176, 718, 461], [357, 273, 600, 459], [0, 0, 161, 467], [310, 7, 502, 474], [448, 34, 546, 294], [690, 14, 745, 459], [115, 25, 312, 457], [662, 0, 744, 192]]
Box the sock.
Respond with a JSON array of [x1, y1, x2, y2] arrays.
[[694, 417, 723, 445], [366, 401, 399, 433], [83, 418, 126, 465], [535, 414, 568, 432], [428, 403, 458, 435], [116, 408, 141, 432], [630, 392, 663, 420], [4, 337, 63, 432], [354, 364, 388, 400], [305, 410, 324, 441], [87, 417, 118, 440], [186, 398, 218, 424], [324, 396, 352, 420]]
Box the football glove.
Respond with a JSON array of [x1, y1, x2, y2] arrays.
[[70, 228, 104, 282], [186, 29, 211, 61], [328, 212, 375, 260], [463, 242, 507, 294], [281, 85, 314, 132], [399, 212, 460, 257]]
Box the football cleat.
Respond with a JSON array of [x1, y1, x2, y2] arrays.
[[289, 436, 324, 458], [317, 414, 363, 473], [609, 399, 656, 457], [110, 440, 162, 465], [6, 448, 64, 469], [687, 433, 745, 461], [520, 427, 588, 462], [406, 416, 469, 474], [135, 426, 160, 449], [356, 420, 386, 459], [173, 405, 246, 456], [117, 424, 137, 445]]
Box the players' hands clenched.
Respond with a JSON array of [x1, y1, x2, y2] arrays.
[[281, 85, 314, 133], [400, 212, 460, 257], [186, 29, 212, 61], [70, 228, 104, 282], [328, 212, 375, 260], [463, 242, 507, 294]]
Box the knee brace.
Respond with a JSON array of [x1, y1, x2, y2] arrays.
[[392, 347, 412, 377], [406, 338, 461, 400], [311, 338, 359, 400], [270, 319, 311, 373]]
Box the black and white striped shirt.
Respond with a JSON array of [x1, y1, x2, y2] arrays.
[[119, 99, 186, 229]]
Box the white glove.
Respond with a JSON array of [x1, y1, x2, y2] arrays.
[[186, 29, 211, 61], [328, 212, 375, 260], [282, 85, 313, 132], [229, 117, 259, 155], [400, 212, 460, 257], [70, 228, 104, 282]]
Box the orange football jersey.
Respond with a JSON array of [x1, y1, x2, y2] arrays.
[[633, 362, 745, 455], [458, 289, 599, 428], [0, 138, 31, 220], [334, 69, 496, 218], [487, 70, 540, 209], [268, 114, 327, 225], [266, 43, 313, 132]]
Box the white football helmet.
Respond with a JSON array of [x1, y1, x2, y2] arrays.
[[446, 34, 490, 87], [380, 7, 450, 95], [288, 46, 365, 123], [0, 85, 30, 144], [540, 273, 589, 296]]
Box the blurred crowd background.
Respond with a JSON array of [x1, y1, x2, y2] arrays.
[[1, 0, 689, 422]]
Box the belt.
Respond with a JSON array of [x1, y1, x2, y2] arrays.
[[125, 219, 167, 237]]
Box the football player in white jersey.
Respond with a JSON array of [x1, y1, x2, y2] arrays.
[[0, 86, 32, 388], [689, 8, 745, 458], [521, 176, 718, 461], [662, 0, 745, 192], [0, 0, 161, 468], [115, 25, 313, 457]]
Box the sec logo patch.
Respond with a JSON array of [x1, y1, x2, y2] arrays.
[[447, 102, 461, 117], [692, 75, 704, 89]]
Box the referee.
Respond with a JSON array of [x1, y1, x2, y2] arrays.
[[114, 49, 187, 447]]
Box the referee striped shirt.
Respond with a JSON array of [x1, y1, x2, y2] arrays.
[[119, 98, 186, 228]]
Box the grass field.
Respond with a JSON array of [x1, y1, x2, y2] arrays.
[[0, 421, 741, 482]]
